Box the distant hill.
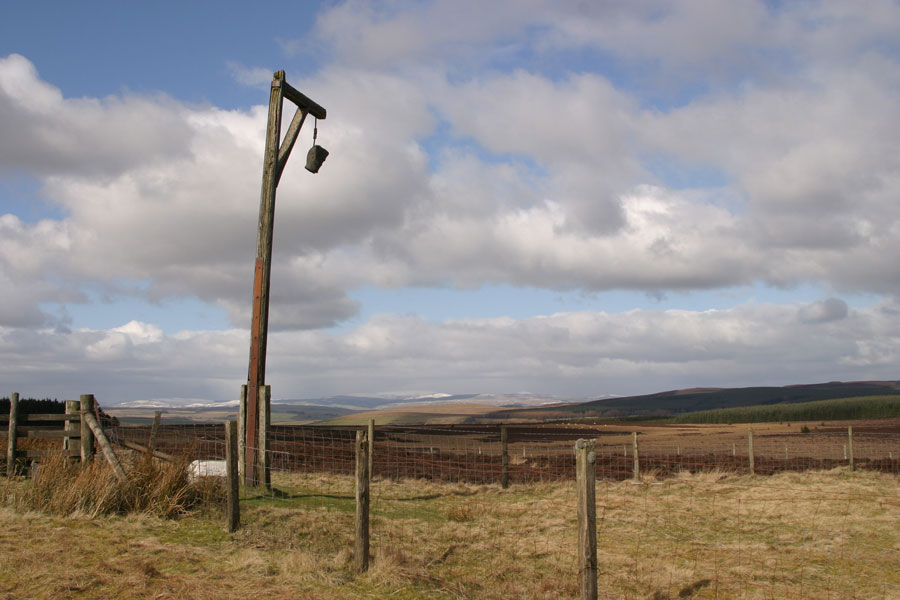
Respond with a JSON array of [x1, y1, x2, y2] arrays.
[[489, 380, 900, 420]]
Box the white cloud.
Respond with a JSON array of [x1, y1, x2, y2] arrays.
[[2, 298, 898, 403], [2, 1, 900, 400]]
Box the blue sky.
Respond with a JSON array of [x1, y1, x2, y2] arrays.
[[2, 1, 900, 406]]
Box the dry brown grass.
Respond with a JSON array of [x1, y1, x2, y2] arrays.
[[1, 467, 899, 598], [1, 451, 220, 518]]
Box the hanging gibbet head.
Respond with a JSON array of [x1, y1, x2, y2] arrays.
[[305, 145, 329, 173]]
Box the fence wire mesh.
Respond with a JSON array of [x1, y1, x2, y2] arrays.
[[92, 421, 900, 598]]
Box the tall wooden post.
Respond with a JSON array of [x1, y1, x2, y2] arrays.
[[575, 439, 597, 600], [244, 71, 326, 487], [6, 393, 18, 477], [355, 429, 370, 572], [225, 420, 240, 532], [500, 425, 509, 489]]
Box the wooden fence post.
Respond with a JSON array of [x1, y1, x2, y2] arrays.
[[848, 426, 855, 472], [575, 438, 597, 600], [82, 408, 127, 483], [632, 431, 640, 482], [368, 418, 375, 480], [355, 429, 370, 573], [63, 400, 78, 451], [6, 392, 18, 477], [225, 420, 240, 533], [148, 411, 162, 452], [748, 428, 755, 475], [501, 425, 509, 489], [238, 384, 247, 483], [257, 385, 271, 490], [79, 395, 95, 463]]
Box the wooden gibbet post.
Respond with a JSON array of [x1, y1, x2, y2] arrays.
[[225, 420, 240, 532], [367, 418, 375, 480], [243, 70, 326, 487], [355, 429, 370, 573], [575, 438, 598, 600], [79, 395, 96, 463], [6, 392, 18, 477], [748, 428, 755, 475], [632, 431, 640, 482], [848, 426, 855, 471], [500, 425, 509, 489]]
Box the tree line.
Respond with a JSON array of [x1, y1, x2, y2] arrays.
[[668, 395, 900, 424]]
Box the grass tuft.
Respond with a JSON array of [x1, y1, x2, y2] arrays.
[[1, 451, 220, 518]]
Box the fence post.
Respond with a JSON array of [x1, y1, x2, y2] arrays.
[[6, 392, 18, 477], [63, 400, 78, 451], [501, 425, 509, 489], [848, 426, 855, 472], [748, 428, 755, 475], [148, 411, 162, 452], [256, 385, 271, 490], [575, 438, 597, 600], [82, 407, 127, 483], [238, 384, 247, 483], [368, 418, 375, 480], [632, 431, 640, 482], [79, 395, 95, 463], [355, 429, 370, 573], [225, 420, 240, 532]]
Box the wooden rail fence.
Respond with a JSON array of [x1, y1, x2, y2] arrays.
[[2, 393, 98, 477]]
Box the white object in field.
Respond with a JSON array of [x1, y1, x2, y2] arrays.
[[188, 459, 227, 480]]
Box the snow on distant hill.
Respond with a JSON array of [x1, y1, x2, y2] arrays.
[[113, 392, 575, 410]]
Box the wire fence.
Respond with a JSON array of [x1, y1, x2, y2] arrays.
[[105, 422, 900, 483], [95, 421, 900, 598]]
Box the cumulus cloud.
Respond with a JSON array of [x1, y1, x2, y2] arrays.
[[0, 54, 191, 176], [3, 1, 900, 400], [798, 298, 849, 324]]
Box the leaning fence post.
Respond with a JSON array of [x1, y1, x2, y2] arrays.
[[355, 429, 370, 573], [501, 425, 509, 489], [368, 418, 375, 480], [848, 426, 855, 472], [632, 431, 640, 482], [79, 394, 95, 463], [225, 420, 240, 532], [748, 428, 755, 475], [6, 392, 18, 477], [82, 405, 127, 483], [575, 438, 597, 600]]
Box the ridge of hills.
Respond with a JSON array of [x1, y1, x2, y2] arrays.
[[488, 380, 900, 421]]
